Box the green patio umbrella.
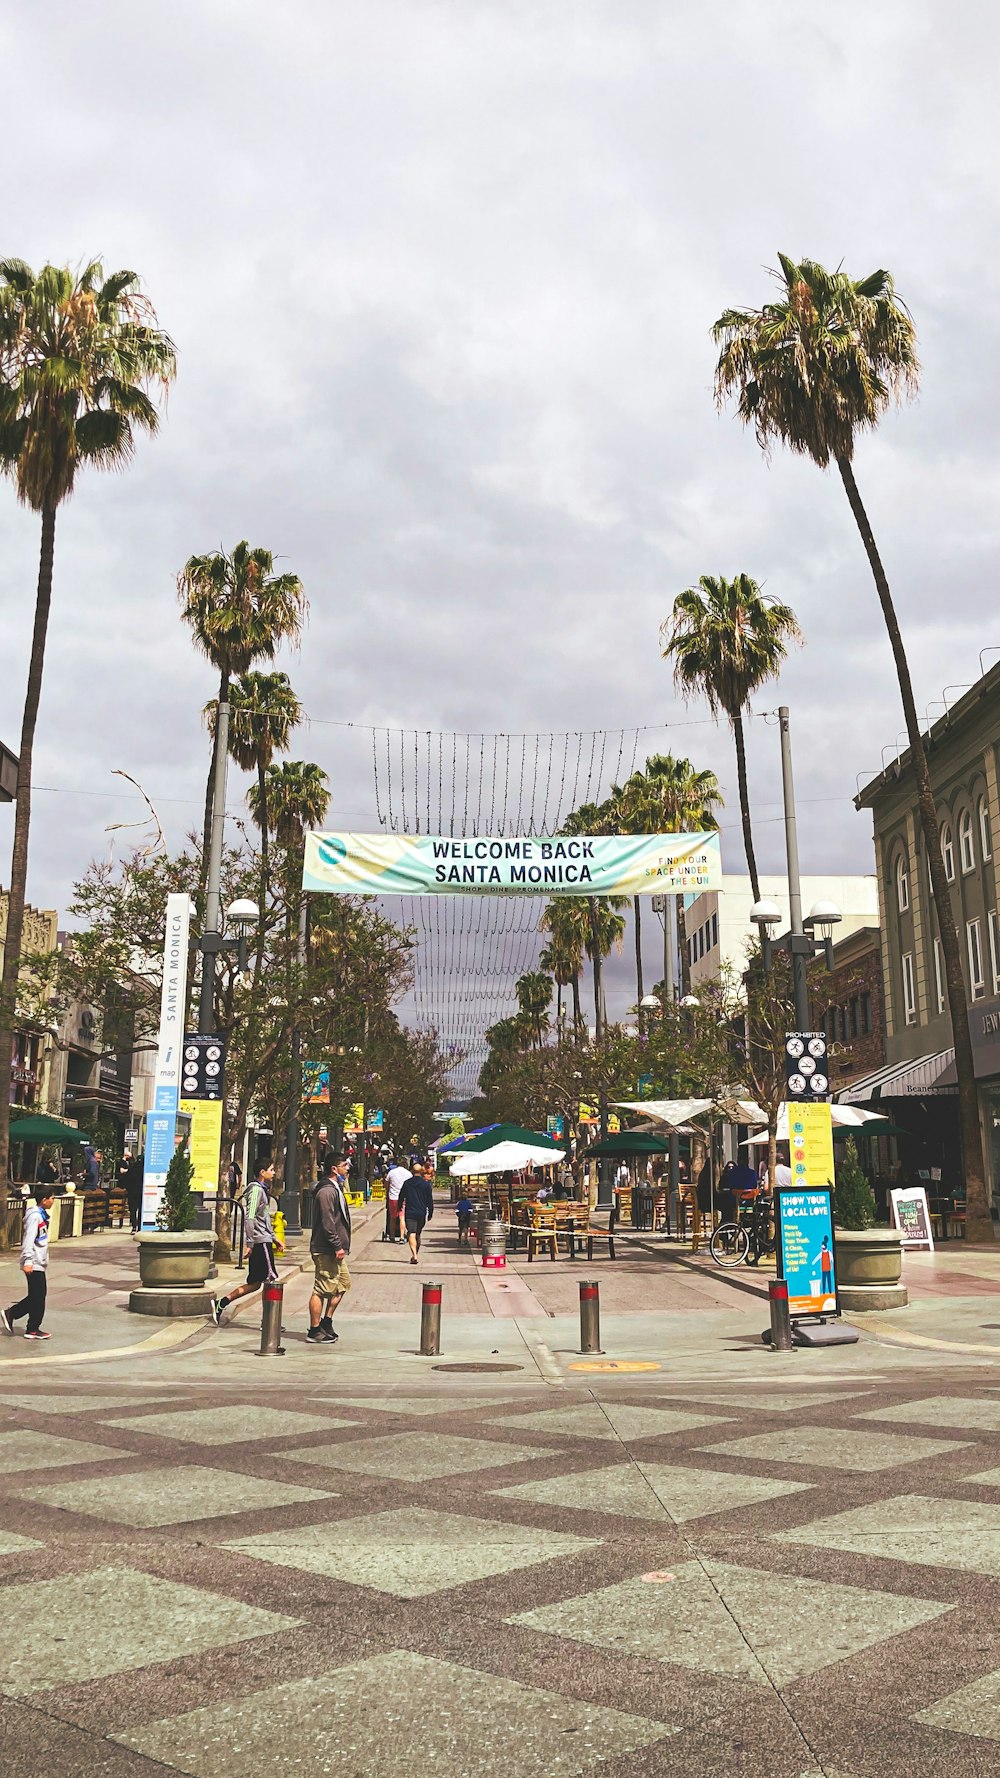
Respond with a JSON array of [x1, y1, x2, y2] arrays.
[[458, 1122, 562, 1153], [585, 1131, 673, 1157], [8, 1114, 90, 1145]]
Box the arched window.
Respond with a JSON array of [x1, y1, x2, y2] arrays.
[[980, 795, 993, 862], [959, 807, 975, 874], [942, 822, 956, 883], [896, 852, 910, 912]]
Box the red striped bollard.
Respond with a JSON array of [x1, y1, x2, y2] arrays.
[[256, 1280, 286, 1357], [420, 1281, 443, 1356], [579, 1279, 603, 1354], [767, 1278, 792, 1352]]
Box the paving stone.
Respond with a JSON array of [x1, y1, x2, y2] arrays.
[[0, 1393, 174, 1415], [327, 1395, 518, 1415], [0, 1566, 299, 1696], [857, 1395, 1000, 1432], [0, 1531, 42, 1555], [18, 1464, 335, 1527], [100, 1405, 358, 1444], [495, 1461, 810, 1522], [915, 1667, 1000, 1742], [776, 1491, 1000, 1575], [657, 1391, 870, 1414], [116, 1648, 676, 1775], [698, 1426, 969, 1472], [281, 1430, 558, 1481], [509, 1559, 950, 1686], [226, 1506, 598, 1597], [490, 1404, 731, 1442], [0, 1430, 125, 1474]]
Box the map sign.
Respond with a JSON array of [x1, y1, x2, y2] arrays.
[[776, 1186, 839, 1318], [890, 1185, 935, 1252]]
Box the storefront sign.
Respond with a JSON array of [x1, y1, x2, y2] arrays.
[[788, 1102, 835, 1188], [890, 1185, 934, 1251], [180, 1098, 224, 1194], [141, 893, 191, 1228], [303, 831, 722, 898], [776, 1186, 839, 1317]]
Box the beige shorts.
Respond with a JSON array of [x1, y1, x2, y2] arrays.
[[313, 1255, 351, 1298]]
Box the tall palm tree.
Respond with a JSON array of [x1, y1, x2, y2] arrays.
[[611, 754, 723, 1004], [539, 939, 575, 1040], [539, 902, 588, 1039], [712, 253, 991, 1242], [209, 670, 302, 981], [562, 800, 629, 1038], [0, 259, 175, 1224], [662, 574, 799, 903], [250, 760, 330, 850], [515, 970, 553, 1049], [178, 541, 306, 888]]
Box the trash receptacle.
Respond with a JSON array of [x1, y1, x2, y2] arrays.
[[633, 1184, 654, 1231], [476, 1205, 490, 1248]]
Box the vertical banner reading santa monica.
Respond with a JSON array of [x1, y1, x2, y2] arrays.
[[303, 832, 722, 896], [141, 893, 191, 1228]]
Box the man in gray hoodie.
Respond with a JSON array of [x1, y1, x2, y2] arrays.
[[210, 1164, 277, 1325], [308, 1157, 352, 1344], [1, 1188, 55, 1339]]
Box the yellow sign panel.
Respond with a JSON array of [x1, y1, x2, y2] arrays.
[[608, 1113, 621, 1134], [179, 1098, 224, 1194], [344, 1102, 364, 1134], [788, 1102, 835, 1187], [579, 1101, 599, 1127]]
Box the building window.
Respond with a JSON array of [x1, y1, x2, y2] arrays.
[[980, 796, 993, 863], [968, 918, 985, 999], [896, 852, 909, 912], [991, 911, 1000, 998], [861, 991, 872, 1034], [849, 997, 859, 1038], [934, 937, 945, 1015], [902, 951, 917, 1025], [941, 823, 956, 883], [711, 911, 718, 948], [960, 808, 976, 874]]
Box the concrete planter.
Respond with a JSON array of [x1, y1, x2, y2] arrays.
[[835, 1225, 908, 1312], [137, 1232, 214, 1290]]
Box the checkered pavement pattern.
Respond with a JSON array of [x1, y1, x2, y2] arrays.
[[4, 1378, 1000, 1775]]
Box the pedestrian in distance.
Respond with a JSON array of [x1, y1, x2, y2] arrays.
[[308, 1157, 352, 1343], [35, 1152, 59, 1188], [210, 1165, 278, 1325], [455, 1193, 474, 1246], [398, 1163, 434, 1264], [1, 1187, 56, 1339], [383, 1157, 411, 1242], [125, 1151, 144, 1232]]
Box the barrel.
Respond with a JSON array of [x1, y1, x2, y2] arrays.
[[476, 1205, 490, 1247], [481, 1219, 507, 1268]]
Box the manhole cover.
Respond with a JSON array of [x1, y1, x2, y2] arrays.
[[568, 1360, 662, 1373], [432, 1362, 524, 1373]]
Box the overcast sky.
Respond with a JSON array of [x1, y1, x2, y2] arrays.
[[3, 0, 998, 1076]]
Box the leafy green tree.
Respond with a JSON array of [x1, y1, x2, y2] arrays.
[[178, 541, 306, 891], [712, 254, 990, 1241], [662, 574, 799, 903], [0, 259, 175, 1235], [156, 1144, 199, 1232], [835, 1137, 877, 1231]]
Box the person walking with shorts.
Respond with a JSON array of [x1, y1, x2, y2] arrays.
[[398, 1163, 434, 1264], [308, 1157, 352, 1344], [210, 1165, 278, 1324], [383, 1157, 411, 1242], [1, 1188, 56, 1339]]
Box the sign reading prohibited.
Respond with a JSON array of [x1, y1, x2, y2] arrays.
[[784, 1031, 829, 1101]]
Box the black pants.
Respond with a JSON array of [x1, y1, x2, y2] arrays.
[[9, 1271, 46, 1332], [127, 1192, 143, 1231]]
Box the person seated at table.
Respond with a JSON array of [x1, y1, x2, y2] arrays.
[[717, 1161, 739, 1226]]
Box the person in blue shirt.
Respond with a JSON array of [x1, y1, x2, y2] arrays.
[[455, 1195, 474, 1247], [398, 1165, 434, 1264]]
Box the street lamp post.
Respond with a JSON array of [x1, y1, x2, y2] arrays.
[[193, 895, 259, 1253], [751, 709, 841, 1019]]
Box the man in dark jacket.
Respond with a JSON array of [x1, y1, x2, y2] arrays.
[[397, 1163, 434, 1264], [308, 1157, 352, 1344]]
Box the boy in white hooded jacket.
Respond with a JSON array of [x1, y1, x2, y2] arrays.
[[1, 1188, 56, 1339]]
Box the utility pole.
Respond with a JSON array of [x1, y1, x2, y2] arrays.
[[199, 700, 230, 1036], [778, 706, 811, 1031], [281, 895, 308, 1237], [653, 893, 681, 1200]]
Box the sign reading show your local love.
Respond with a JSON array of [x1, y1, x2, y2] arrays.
[[303, 832, 722, 897]]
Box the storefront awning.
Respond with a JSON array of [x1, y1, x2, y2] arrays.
[[837, 1049, 957, 1103]]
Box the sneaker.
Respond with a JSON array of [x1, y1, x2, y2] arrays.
[[0, 1309, 12, 1336], [24, 1330, 51, 1340], [210, 1298, 225, 1326], [319, 1321, 338, 1343], [306, 1326, 327, 1343], [410, 1255, 418, 1265]]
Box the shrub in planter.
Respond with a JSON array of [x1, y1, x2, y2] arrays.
[[156, 1148, 198, 1232], [834, 1137, 876, 1231]]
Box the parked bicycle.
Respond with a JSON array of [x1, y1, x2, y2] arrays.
[[709, 1191, 776, 1268]]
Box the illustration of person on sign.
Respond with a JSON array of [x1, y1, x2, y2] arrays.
[[819, 1235, 835, 1300]]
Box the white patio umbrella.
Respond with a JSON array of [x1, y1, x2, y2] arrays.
[[741, 1104, 888, 1145], [449, 1141, 566, 1176]]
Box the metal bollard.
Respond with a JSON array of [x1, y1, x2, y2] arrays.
[[578, 1279, 604, 1355], [256, 1280, 286, 1357], [420, 1281, 443, 1356], [767, 1278, 792, 1352]]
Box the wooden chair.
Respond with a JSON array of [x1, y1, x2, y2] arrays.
[[525, 1204, 558, 1262], [586, 1205, 618, 1262]]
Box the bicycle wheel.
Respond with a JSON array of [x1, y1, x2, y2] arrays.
[[709, 1222, 750, 1267]]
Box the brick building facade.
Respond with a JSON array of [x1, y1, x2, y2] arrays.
[[808, 925, 885, 1090]]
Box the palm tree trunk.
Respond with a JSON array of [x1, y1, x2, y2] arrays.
[[200, 665, 228, 893], [571, 970, 582, 1042], [677, 899, 691, 999], [255, 754, 269, 982], [633, 895, 644, 1006], [556, 978, 563, 1042], [732, 711, 760, 904], [589, 898, 604, 1041], [0, 503, 57, 1245], [838, 453, 992, 1241]]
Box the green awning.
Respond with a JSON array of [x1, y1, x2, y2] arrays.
[[585, 1131, 673, 1157]]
